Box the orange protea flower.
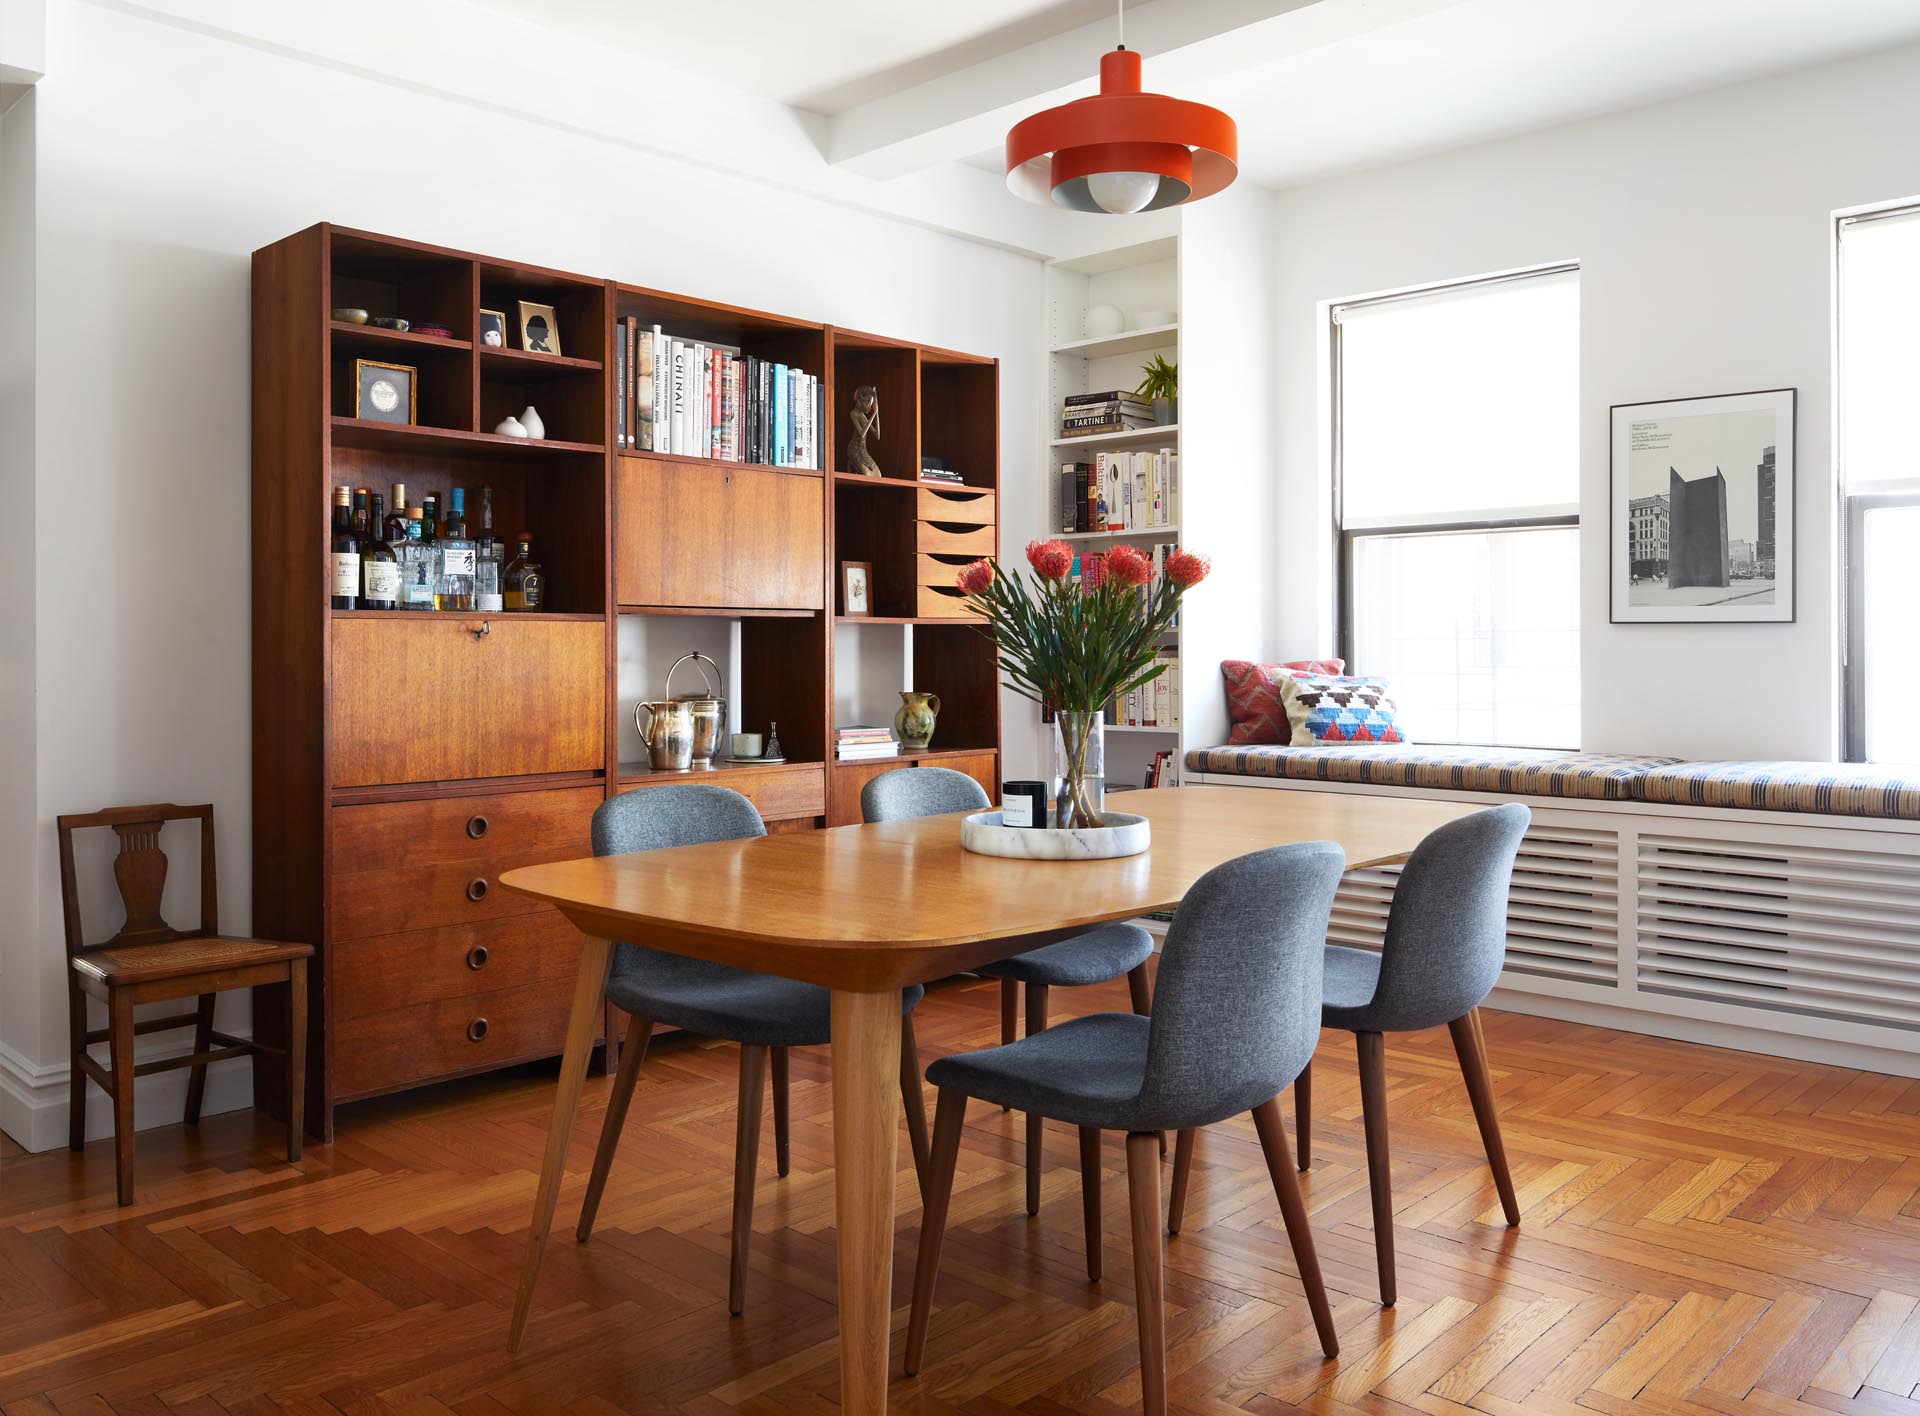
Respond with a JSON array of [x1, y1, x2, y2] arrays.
[[956, 558, 995, 595], [1105, 542, 1153, 587], [1166, 549, 1211, 588], [1025, 539, 1075, 579]]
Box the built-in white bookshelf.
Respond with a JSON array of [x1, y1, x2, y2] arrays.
[[1044, 236, 1185, 785]]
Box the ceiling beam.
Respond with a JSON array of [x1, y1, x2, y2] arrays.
[[825, 0, 1473, 181]]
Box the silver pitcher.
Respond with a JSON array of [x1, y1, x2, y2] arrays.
[[667, 651, 727, 769], [634, 698, 695, 772]]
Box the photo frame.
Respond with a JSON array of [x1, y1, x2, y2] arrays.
[[1610, 388, 1795, 623], [478, 308, 507, 349], [353, 358, 416, 425], [517, 300, 561, 356], [840, 560, 874, 617]]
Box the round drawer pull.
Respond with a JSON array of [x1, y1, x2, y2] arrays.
[[466, 815, 490, 839], [466, 877, 489, 903], [466, 945, 489, 970], [466, 1018, 490, 1043]]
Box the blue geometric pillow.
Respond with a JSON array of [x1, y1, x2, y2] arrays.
[[1278, 673, 1409, 746]]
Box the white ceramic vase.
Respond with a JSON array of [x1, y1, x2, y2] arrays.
[[494, 414, 528, 438], [1084, 304, 1124, 339], [519, 404, 545, 439]]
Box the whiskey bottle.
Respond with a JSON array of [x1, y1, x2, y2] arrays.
[[362, 491, 399, 609], [351, 486, 372, 539], [503, 535, 544, 611], [400, 507, 435, 610], [331, 485, 360, 610], [383, 482, 410, 544], [476, 485, 499, 568], [435, 486, 476, 611], [444, 486, 469, 539]]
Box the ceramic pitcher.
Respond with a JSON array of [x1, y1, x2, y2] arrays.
[[894, 690, 941, 751]]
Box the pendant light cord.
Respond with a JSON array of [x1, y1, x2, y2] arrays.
[[1116, 0, 1125, 51]]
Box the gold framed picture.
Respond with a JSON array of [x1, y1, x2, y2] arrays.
[[354, 359, 416, 425], [841, 560, 874, 617], [478, 308, 508, 349], [518, 300, 561, 356]]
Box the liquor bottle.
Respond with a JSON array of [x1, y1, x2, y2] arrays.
[[503, 535, 544, 611], [330, 485, 360, 610], [476, 485, 498, 568], [435, 488, 476, 612], [383, 482, 409, 544], [351, 486, 372, 540], [401, 507, 435, 610], [361, 492, 399, 609]]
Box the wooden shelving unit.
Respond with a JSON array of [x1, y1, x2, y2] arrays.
[[253, 223, 1000, 1136]]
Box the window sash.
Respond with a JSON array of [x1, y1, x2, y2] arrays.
[[1843, 489, 1920, 762]]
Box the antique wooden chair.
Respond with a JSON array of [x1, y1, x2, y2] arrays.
[[58, 803, 312, 1205]]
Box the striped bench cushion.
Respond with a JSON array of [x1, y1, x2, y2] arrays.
[[1184, 745, 1677, 802], [1637, 761, 1920, 819]]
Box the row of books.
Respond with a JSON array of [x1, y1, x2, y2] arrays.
[[1118, 649, 1181, 730], [613, 317, 824, 469], [1058, 450, 1179, 534], [1060, 388, 1155, 438], [1146, 750, 1180, 788], [835, 725, 899, 761], [1073, 544, 1183, 628]]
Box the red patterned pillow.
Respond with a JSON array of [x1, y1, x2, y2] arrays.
[[1222, 659, 1346, 744]]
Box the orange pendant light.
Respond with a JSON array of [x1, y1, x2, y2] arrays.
[[1005, 4, 1237, 214]]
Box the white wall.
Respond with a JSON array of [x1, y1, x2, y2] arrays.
[[1, 0, 1043, 1149], [1269, 41, 1920, 761]]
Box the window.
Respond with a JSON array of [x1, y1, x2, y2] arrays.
[[1838, 205, 1920, 763], [1334, 266, 1580, 748]]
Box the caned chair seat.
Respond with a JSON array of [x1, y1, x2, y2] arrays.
[[974, 923, 1154, 987], [71, 936, 311, 990], [607, 951, 923, 1049]]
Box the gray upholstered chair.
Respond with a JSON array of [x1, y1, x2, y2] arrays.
[[575, 784, 930, 1316], [1169, 802, 1530, 1308], [861, 766, 1158, 1212], [904, 842, 1348, 1414]]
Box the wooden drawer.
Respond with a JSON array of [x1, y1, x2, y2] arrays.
[[331, 618, 605, 788], [620, 762, 824, 822], [616, 457, 823, 610], [916, 585, 982, 619], [332, 973, 590, 1099], [916, 487, 994, 526], [916, 521, 996, 557], [333, 786, 601, 875], [332, 912, 585, 1018]]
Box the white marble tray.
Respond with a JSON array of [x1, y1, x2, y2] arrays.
[[959, 810, 1151, 860]]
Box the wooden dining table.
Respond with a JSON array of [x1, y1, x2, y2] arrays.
[[499, 784, 1473, 1412]]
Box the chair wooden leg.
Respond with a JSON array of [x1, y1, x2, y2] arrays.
[[1126, 1132, 1168, 1416], [729, 1044, 769, 1317], [771, 1046, 791, 1178], [1125, 965, 1167, 1157], [1025, 981, 1049, 1216], [577, 1013, 652, 1243], [999, 979, 1018, 1110], [1450, 1009, 1521, 1225], [1356, 1030, 1395, 1306], [900, 1010, 930, 1192], [1167, 1128, 1196, 1236], [1252, 1097, 1339, 1358], [285, 962, 307, 1162], [1295, 1059, 1312, 1171], [68, 988, 88, 1152], [183, 993, 215, 1125], [1078, 1127, 1103, 1281], [108, 991, 136, 1206], [904, 1088, 967, 1376]]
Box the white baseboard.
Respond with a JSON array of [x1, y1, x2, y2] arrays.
[[0, 1036, 255, 1154]]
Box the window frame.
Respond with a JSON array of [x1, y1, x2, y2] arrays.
[[1329, 265, 1581, 749], [1836, 203, 1920, 763]]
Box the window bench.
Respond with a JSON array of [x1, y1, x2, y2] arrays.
[[1185, 743, 1920, 1077]]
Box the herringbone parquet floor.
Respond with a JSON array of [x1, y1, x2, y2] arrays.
[[4, 974, 1919, 1415]]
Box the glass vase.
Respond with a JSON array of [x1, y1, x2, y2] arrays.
[[1052, 710, 1107, 829]]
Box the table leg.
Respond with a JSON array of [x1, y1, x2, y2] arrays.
[[832, 988, 901, 1414], [509, 934, 613, 1352]]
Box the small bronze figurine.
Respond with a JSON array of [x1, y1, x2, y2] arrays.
[[846, 384, 883, 477]]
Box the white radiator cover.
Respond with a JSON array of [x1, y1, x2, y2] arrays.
[[1194, 773, 1920, 1078]]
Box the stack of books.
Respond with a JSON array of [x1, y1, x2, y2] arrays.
[[1060, 389, 1155, 438], [920, 458, 966, 486], [835, 726, 900, 761], [614, 317, 824, 470]]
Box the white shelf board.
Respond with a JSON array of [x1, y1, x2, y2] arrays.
[[1051, 323, 1178, 358], [1057, 525, 1180, 542], [1106, 724, 1179, 735], [1050, 422, 1180, 450]]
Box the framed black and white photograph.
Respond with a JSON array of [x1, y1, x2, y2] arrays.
[[353, 358, 416, 425], [478, 308, 507, 348], [517, 300, 560, 356], [1610, 388, 1795, 623]]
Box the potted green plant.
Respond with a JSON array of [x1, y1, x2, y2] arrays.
[[1134, 354, 1178, 425]]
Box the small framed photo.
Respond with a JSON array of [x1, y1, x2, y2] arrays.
[[840, 560, 874, 617], [353, 358, 416, 425], [1610, 387, 1795, 623], [478, 308, 507, 348], [518, 300, 561, 356]]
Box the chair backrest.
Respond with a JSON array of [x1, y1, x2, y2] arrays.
[[1371, 803, 1530, 1032], [859, 766, 990, 823], [591, 784, 767, 858], [1134, 840, 1347, 1130], [55, 803, 218, 963]]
